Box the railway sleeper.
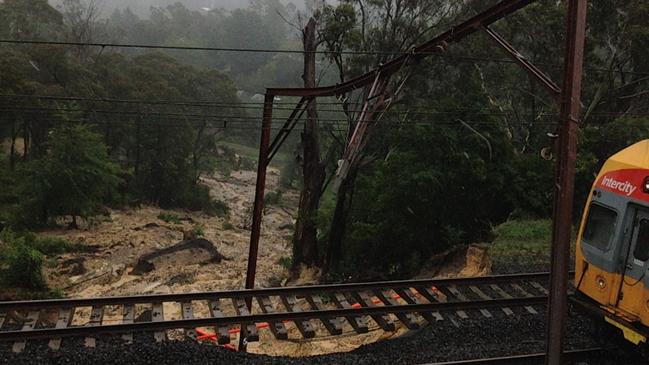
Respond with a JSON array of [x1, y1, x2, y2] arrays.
[[280, 295, 315, 338], [49, 307, 72, 351], [232, 298, 258, 342], [256, 296, 289, 339], [330, 292, 369, 334], [305, 295, 343, 336], [349, 291, 395, 332], [208, 299, 231, 344]]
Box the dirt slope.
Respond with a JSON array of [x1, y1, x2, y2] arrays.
[[43, 169, 295, 298]]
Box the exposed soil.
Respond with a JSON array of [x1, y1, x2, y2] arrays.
[[416, 244, 492, 279], [42, 169, 295, 299], [34, 168, 415, 357]]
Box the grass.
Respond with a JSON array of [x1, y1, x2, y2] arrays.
[[190, 224, 205, 238], [29, 236, 90, 256], [488, 219, 576, 270]]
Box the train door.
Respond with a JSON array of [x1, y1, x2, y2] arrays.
[[616, 208, 649, 315]]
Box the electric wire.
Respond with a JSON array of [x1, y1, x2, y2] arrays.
[[1, 39, 648, 76]]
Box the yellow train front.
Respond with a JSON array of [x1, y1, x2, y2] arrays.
[[575, 139, 649, 346]]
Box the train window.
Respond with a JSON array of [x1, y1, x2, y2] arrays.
[[633, 219, 649, 261], [583, 204, 617, 250]]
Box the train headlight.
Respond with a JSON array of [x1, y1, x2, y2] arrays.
[[596, 276, 607, 290], [644, 177, 649, 193]]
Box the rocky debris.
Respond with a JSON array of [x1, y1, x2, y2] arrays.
[[133, 223, 162, 231], [131, 239, 226, 275], [416, 244, 492, 279], [59, 257, 86, 276]]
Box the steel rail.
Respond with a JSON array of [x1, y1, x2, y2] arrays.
[[0, 272, 553, 311], [0, 296, 546, 341], [423, 348, 605, 365]]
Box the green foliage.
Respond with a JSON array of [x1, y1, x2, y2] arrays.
[[264, 190, 284, 206], [277, 256, 293, 270], [158, 212, 182, 224], [27, 235, 88, 256], [18, 124, 122, 226], [206, 199, 230, 218], [0, 229, 45, 290], [488, 219, 578, 271], [493, 219, 552, 244], [332, 120, 517, 279], [191, 224, 205, 238], [222, 222, 235, 231]]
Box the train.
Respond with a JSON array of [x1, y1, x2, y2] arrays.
[[573, 139, 649, 349]]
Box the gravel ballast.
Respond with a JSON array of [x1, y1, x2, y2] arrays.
[[2, 261, 645, 364], [0, 309, 644, 365]]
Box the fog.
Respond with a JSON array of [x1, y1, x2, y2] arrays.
[[48, 0, 308, 17]]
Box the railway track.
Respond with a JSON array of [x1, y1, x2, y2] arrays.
[[0, 272, 553, 353]]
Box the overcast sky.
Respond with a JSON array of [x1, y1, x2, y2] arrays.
[[49, 0, 309, 17]]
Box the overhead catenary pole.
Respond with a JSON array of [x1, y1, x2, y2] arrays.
[[240, 93, 274, 352], [545, 1, 588, 364]]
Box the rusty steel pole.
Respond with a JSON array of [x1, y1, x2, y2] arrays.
[[245, 93, 274, 291], [545, 1, 588, 364], [240, 93, 274, 352]]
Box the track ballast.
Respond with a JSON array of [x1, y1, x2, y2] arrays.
[[0, 272, 553, 352]]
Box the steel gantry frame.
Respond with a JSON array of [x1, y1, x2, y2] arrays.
[[244, 1, 588, 363]]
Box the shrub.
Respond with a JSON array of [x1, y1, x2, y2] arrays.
[[158, 212, 182, 224], [4, 244, 45, 290], [28, 235, 88, 256], [277, 256, 293, 270], [264, 190, 283, 206], [494, 219, 552, 244], [0, 229, 45, 290], [205, 199, 230, 218], [191, 224, 205, 238]]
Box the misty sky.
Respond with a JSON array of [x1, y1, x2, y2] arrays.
[[49, 0, 309, 17]]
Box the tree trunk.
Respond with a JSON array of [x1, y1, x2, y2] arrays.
[[134, 117, 142, 178], [9, 120, 16, 170], [292, 17, 326, 270], [323, 171, 355, 274], [22, 120, 29, 160]]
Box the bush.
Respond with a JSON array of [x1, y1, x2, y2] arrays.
[[158, 212, 182, 224], [494, 219, 552, 244], [264, 190, 283, 206], [0, 229, 45, 290], [27, 235, 88, 256], [331, 122, 516, 279], [191, 224, 205, 238], [277, 256, 293, 270], [4, 244, 45, 290], [205, 199, 230, 218]]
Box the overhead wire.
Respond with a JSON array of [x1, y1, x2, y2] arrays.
[[0, 105, 565, 120], [1, 39, 649, 76]]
